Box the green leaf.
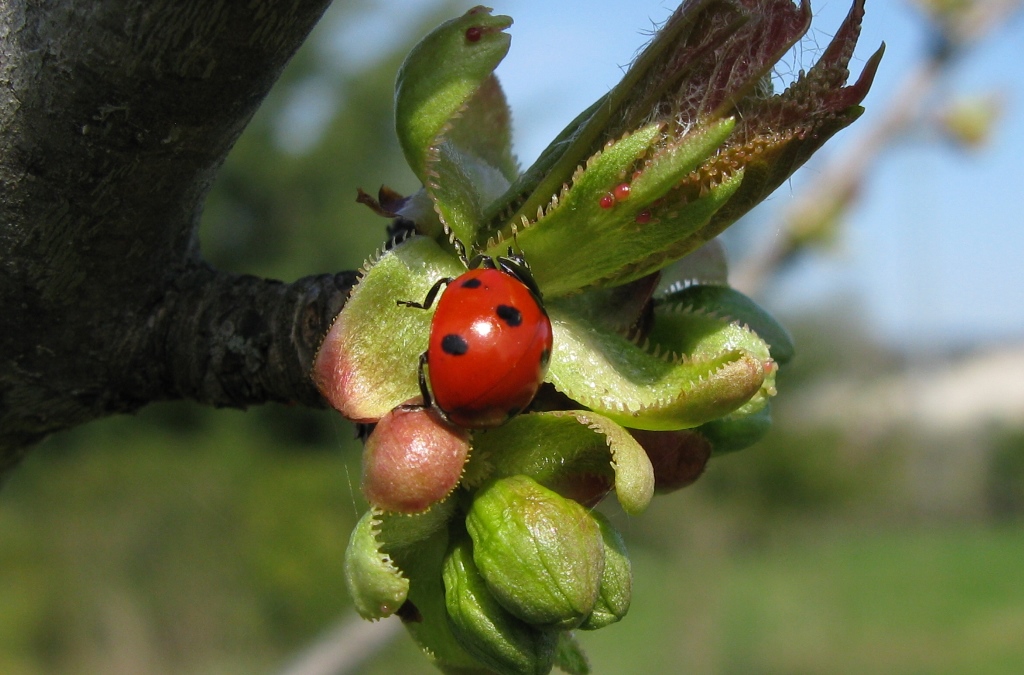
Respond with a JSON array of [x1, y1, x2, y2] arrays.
[[424, 74, 518, 247], [344, 499, 458, 621], [550, 274, 660, 337], [445, 73, 518, 184], [697, 401, 774, 455], [395, 7, 512, 183], [650, 287, 779, 412], [656, 240, 729, 293], [428, 138, 513, 249], [545, 301, 766, 431], [555, 411, 655, 516], [343, 510, 410, 620], [375, 495, 458, 551], [658, 284, 794, 364], [646, 289, 783, 454], [469, 410, 655, 516], [481, 0, 740, 235], [484, 120, 738, 296], [482, 93, 611, 231], [313, 236, 464, 422], [649, 296, 772, 363]]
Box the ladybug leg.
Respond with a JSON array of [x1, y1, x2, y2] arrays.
[[452, 237, 496, 271], [416, 351, 432, 409], [396, 277, 453, 310], [396, 352, 436, 413]]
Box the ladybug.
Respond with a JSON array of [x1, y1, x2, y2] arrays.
[[398, 246, 553, 429]]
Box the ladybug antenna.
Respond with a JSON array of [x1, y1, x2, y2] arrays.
[[453, 237, 497, 270], [496, 249, 542, 301], [509, 229, 525, 256], [502, 230, 527, 267]]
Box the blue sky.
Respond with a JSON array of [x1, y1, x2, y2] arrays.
[[325, 1, 1024, 351]]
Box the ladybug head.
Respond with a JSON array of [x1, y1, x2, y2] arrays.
[[454, 239, 545, 303], [495, 247, 544, 304]]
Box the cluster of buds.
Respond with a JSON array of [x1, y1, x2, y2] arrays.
[[314, 2, 880, 673]]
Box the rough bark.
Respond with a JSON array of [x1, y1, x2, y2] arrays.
[[0, 0, 355, 478]]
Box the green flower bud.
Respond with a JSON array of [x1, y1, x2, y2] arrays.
[[443, 537, 558, 675], [580, 512, 631, 630], [466, 475, 604, 630]]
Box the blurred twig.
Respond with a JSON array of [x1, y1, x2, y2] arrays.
[[275, 614, 402, 675]]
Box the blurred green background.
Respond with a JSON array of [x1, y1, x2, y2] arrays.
[[3, 2, 1023, 674]]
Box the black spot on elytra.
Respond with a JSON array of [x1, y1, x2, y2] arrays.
[[460, 277, 482, 289], [496, 304, 522, 327], [539, 348, 551, 368], [441, 333, 469, 356]]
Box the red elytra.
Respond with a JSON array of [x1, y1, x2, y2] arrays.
[[399, 250, 553, 429]]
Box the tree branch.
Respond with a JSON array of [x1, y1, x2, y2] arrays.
[[0, 0, 351, 477]]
